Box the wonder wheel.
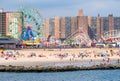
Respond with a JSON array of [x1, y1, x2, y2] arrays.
[[18, 7, 44, 40]]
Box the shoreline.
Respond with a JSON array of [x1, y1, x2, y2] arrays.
[[0, 48, 120, 72]]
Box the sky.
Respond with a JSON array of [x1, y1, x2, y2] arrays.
[[0, 0, 120, 18]]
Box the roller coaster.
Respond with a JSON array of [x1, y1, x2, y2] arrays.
[[102, 30, 120, 42], [66, 27, 92, 46]]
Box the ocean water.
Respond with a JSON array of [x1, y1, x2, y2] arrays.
[[0, 70, 120, 81]]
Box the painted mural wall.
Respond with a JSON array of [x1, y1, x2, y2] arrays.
[[6, 12, 22, 39]]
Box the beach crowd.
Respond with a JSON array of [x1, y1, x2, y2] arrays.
[[0, 48, 120, 65]]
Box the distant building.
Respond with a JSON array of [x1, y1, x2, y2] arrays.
[[77, 16, 88, 35], [49, 18, 54, 36], [0, 12, 23, 39], [54, 17, 60, 39], [96, 15, 101, 40], [65, 17, 71, 38], [71, 17, 78, 35], [108, 14, 114, 31], [6, 12, 23, 39], [88, 17, 97, 40], [0, 12, 2, 36], [78, 9, 83, 16], [59, 17, 66, 39], [44, 19, 50, 38], [0, 38, 17, 49], [114, 17, 120, 30], [44, 10, 120, 41], [0, 12, 6, 36], [1, 8, 120, 41]]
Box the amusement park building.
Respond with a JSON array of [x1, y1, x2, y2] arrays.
[[44, 10, 120, 41], [0, 10, 22, 39]]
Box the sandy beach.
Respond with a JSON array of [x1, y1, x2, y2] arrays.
[[0, 48, 120, 67]]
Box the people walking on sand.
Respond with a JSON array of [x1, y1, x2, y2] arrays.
[[70, 58, 72, 62], [118, 59, 120, 64], [89, 59, 93, 63], [59, 46, 62, 51], [4, 55, 8, 60], [103, 58, 105, 62], [110, 49, 113, 56], [107, 57, 110, 63]]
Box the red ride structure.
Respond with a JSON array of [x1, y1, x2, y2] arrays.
[[66, 27, 92, 46], [102, 30, 120, 43]]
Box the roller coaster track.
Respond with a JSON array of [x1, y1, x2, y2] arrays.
[[103, 30, 120, 42], [66, 28, 91, 44]]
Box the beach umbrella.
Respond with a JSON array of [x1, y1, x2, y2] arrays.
[[79, 52, 84, 55], [0, 50, 3, 53], [98, 52, 107, 56], [9, 50, 13, 55], [3, 51, 7, 55]]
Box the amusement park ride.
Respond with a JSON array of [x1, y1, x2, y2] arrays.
[[102, 30, 120, 43], [16, 7, 120, 47], [18, 7, 60, 47], [66, 27, 92, 46], [18, 7, 43, 46]]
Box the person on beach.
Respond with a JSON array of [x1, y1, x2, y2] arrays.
[[89, 59, 93, 63], [110, 49, 113, 56], [103, 58, 105, 62], [59, 46, 62, 51], [118, 59, 120, 64], [4, 55, 8, 60], [107, 57, 110, 63], [13, 55, 17, 60], [70, 58, 72, 62]]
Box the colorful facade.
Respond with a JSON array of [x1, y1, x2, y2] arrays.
[[6, 12, 22, 39]]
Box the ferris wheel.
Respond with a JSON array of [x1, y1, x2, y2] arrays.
[[18, 7, 44, 40]]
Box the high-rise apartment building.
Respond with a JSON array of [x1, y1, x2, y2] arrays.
[[77, 16, 88, 34], [0, 11, 23, 39], [108, 14, 114, 31], [44, 9, 120, 41], [96, 15, 101, 39], [54, 17, 60, 39], [78, 9, 83, 16], [44, 16, 78, 40], [59, 17, 66, 39], [71, 17, 78, 35], [88, 17, 97, 40], [49, 18, 54, 36], [65, 17, 71, 38], [0, 12, 6, 36], [100, 17, 104, 36], [103, 17, 109, 33], [44, 19, 50, 38], [6, 12, 22, 39], [114, 17, 120, 30], [0, 11, 2, 36]]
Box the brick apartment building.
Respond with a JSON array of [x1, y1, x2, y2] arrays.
[[44, 9, 120, 41]]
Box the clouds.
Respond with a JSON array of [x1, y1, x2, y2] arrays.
[[0, 0, 120, 18]]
